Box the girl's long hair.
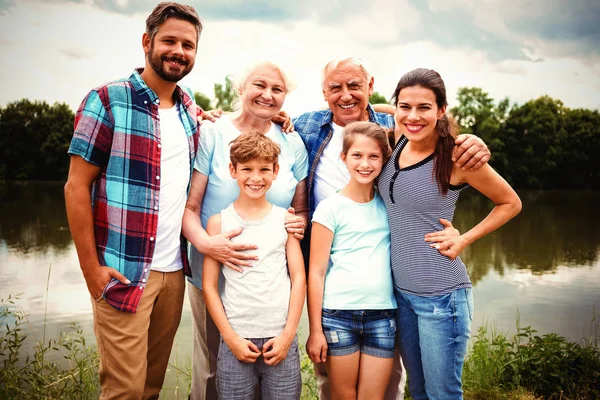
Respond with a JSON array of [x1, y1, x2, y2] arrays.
[[390, 68, 460, 195]]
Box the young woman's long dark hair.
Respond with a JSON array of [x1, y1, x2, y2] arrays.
[[390, 68, 459, 195]]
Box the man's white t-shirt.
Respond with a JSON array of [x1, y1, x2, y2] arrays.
[[313, 122, 350, 208], [150, 106, 190, 272]]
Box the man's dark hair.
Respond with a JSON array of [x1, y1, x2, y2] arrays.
[[146, 2, 202, 43]]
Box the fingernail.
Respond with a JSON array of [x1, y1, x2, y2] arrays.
[[125, 279, 131, 284], [434, 244, 440, 249]]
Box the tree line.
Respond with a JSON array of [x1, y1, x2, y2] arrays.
[[0, 85, 598, 189]]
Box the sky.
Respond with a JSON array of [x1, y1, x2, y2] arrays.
[[0, 0, 599, 116]]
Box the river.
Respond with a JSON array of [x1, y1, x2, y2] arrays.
[[1, 182, 599, 397]]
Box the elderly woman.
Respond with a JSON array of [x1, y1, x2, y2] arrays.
[[182, 61, 308, 400]]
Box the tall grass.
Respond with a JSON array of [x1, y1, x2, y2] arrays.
[[0, 294, 100, 399], [1, 293, 597, 399]]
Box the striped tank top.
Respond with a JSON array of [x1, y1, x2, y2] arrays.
[[378, 136, 472, 296]]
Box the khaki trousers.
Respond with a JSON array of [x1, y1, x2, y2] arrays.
[[188, 281, 220, 400], [315, 348, 406, 400], [91, 270, 185, 400]]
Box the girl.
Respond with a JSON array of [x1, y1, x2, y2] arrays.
[[379, 68, 522, 400], [306, 121, 397, 400]]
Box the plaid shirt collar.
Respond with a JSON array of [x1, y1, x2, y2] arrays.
[[130, 68, 191, 106]]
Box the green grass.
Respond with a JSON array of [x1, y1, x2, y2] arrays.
[[462, 312, 600, 400], [0, 294, 100, 399], [1, 295, 598, 400]]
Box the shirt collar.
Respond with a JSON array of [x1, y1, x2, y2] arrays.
[[129, 68, 187, 104]]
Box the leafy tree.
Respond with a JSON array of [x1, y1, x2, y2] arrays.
[[214, 75, 237, 112], [194, 92, 211, 111], [451, 88, 511, 146], [369, 91, 388, 105], [502, 96, 566, 189], [0, 99, 74, 181], [558, 108, 600, 189], [451, 87, 514, 176]]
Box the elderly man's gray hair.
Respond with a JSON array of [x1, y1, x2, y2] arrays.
[[321, 56, 372, 89]]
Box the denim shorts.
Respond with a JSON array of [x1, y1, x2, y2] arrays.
[[321, 308, 396, 358]]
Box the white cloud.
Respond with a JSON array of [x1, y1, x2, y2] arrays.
[[0, 0, 598, 116]]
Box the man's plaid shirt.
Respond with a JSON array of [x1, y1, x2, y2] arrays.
[[68, 68, 200, 313]]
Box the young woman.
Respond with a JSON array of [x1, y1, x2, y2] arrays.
[[306, 121, 397, 400], [379, 68, 522, 399]]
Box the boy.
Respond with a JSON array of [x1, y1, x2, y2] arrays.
[[202, 130, 306, 399]]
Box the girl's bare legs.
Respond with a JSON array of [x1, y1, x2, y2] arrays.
[[357, 354, 394, 400], [326, 352, 360, 400]]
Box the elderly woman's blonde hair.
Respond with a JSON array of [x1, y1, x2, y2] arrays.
[[234, 61, 297, 93], [230, 61, 297, 111]]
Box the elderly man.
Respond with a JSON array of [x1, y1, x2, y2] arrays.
[[64, 3, 202, 398], [293, 56, 490, 400]]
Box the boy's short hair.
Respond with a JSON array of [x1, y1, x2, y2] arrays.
[[230, 130, 281, 167]]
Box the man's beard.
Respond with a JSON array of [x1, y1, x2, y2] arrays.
[[147, 43, 194, 83]]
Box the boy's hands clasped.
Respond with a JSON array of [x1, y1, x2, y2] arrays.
[[262, 331, 295, 366], [226, 335, 261, 363], [227, 332, 295, 366]]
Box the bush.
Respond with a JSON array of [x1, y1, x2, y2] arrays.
[[463, 316, 600, 400]]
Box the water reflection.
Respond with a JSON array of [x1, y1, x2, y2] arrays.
[[0, 181, 72, 254], [0, 183, 598, 345], [455, 190, 600, 284]]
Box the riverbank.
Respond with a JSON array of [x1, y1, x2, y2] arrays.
[[1, 295, 598, 400]]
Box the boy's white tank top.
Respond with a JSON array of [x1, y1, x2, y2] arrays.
[[219, 203, 290, 338]]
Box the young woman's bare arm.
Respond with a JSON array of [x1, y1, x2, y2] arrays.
[[436, 165, 522, 259]]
